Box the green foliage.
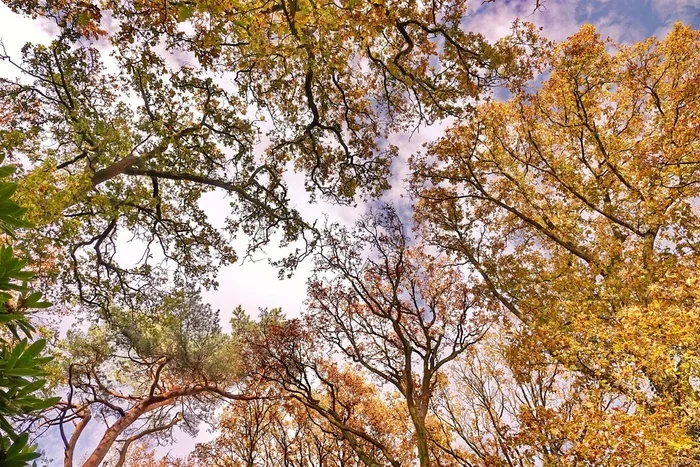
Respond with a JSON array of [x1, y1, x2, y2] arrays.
[[0, 433, 40, 467], [62, 289, 243, 396], [0, 160, 56, 466]]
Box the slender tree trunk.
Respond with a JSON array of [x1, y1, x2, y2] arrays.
[[64, 410, 91, 467]]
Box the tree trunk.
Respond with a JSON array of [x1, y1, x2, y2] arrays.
[[91, 127, 197, 187], [408, 403, 431, 467], [64, 409, 91, 467], [77, 385, 254, 467], [81, 403, 151, 467], [80, 393, 184, 467]]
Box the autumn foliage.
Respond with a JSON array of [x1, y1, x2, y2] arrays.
[[412, 22, 700, 464], [0, 0, 699, 465]]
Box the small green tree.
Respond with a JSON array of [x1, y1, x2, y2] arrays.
[[0, 160, 58, 466]]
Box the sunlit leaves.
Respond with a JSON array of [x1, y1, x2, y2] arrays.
[[412, 22, 700, 463]]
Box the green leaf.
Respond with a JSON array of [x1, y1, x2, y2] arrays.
[[5, 432, 27, 457], [177, 4, 195, 21], [0, 183, 17, 202], [3, 368, 40, 377], [0, 314, 25, 323], [25, 396, 60, 411], [18, 339, 46, 362], [0, 246, 12, 262], [22, 292, 42, 307], [10, 272, 35, 281], [0, 201, 23, 216], [6, 451, 42, 466], [17, 379, 46, 396], [0, 216, 31, 229], [23, 291, 51, 309], [0, 166, 16, 178]]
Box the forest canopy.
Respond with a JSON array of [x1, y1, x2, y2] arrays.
[[0, 0, 699, 466]]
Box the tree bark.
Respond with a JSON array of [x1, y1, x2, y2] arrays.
[[408, 403, 431, 467], [81, 401, 157, 467], [91, 127, 197, 187], [79, 385, 256, 467], [64, 409, 91, 467]]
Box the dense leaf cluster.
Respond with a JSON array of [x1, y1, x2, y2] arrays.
[[0, 1, 699, 466], [0, 162, 56, 466]]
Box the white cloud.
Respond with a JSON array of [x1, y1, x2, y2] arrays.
[[0, 4, 55, 79], [594, 9, 646, 44], [465, 0, 582, 42], [650, 0, 700, 22]]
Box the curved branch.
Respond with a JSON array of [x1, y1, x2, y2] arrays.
[[114, 413, 182, 467]]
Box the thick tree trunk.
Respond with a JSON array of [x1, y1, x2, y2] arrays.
[[408, 404, 431, 467], [91, 127, 197, 187], [80, 390, 187, 467], [416, 423, 431, 467], [77, 385, 254, 467], [92, 155, 141, 186], [81, 402, 152, 467]]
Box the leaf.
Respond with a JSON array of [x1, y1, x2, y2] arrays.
[[5, 432, 28, 457], [25, 396, 61, 411], [18, 339, 46, 363], [0, 314, 26, 323], [0, 183, 17, 202], [3, 368, 41, 377], [17, 379, 47, 396], [5, 451, 42, 466], [0, 166, 17, 178], [177, 5, 195, 22], [0, 201, 23, 215]]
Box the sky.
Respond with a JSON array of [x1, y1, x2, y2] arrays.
[[0, 0, 698, 325], [199, 0, 699, 326], [1, 0, 699, 464]]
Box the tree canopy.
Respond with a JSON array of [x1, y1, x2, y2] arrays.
[[0, 1, 699, 466], [1, 0, 537, 313]]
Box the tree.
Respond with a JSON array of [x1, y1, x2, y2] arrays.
[[194, 396, 281, 467], [0, 157, 58, 467], [412, 23, 700, 462], [46, 290, 258, 467], [116, 443, 188, 467], [6, 3, 697, 466], [307, 206, 492, 467], [0, 0, 538, 312], [242, 310, 415, 467], [234, 208, 491, 466], [193, 393, 377, 467], [428, 324, 695, 467]]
